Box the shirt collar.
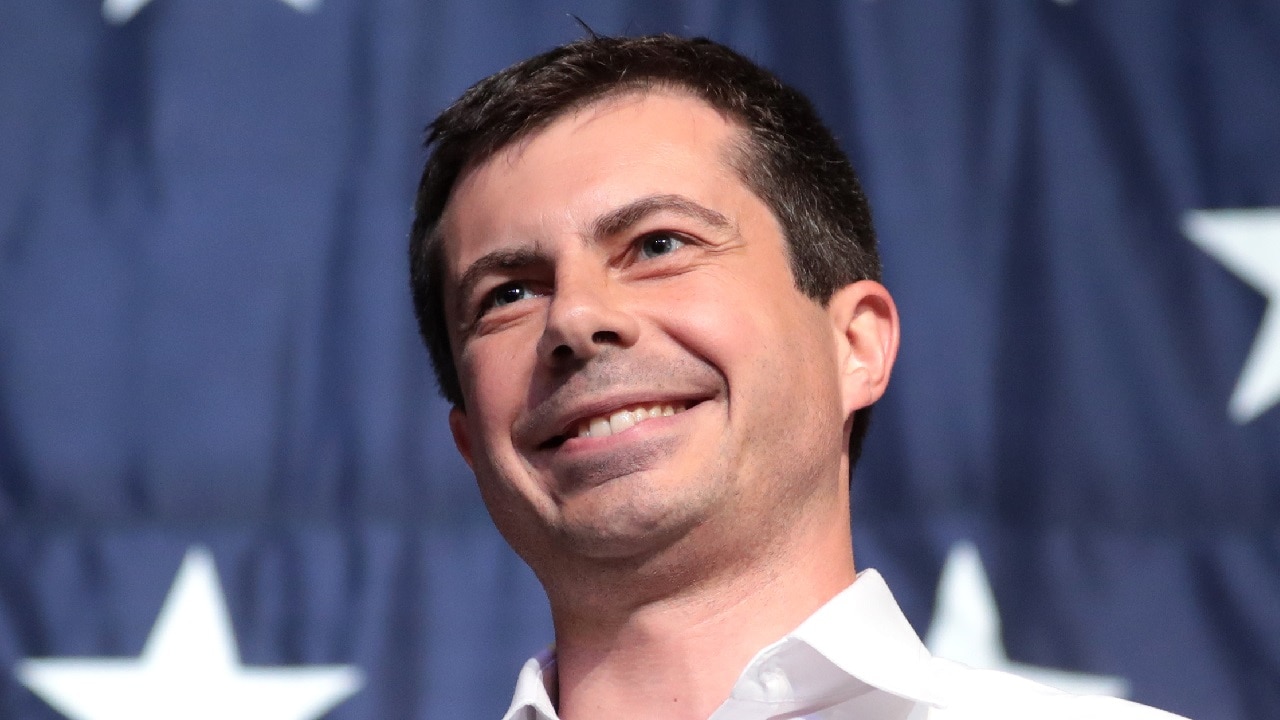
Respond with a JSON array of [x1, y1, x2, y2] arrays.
[[502, 647, 558, 720], [784, 569, 946, 706], [502, 569, 945, 719]]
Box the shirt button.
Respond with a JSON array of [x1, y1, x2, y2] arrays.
[[759, 667, 787, 699]]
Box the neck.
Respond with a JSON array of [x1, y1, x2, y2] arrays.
[[546, 497, 855, 720]]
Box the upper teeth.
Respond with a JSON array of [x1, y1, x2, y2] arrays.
[[576, 404, 681, 439]]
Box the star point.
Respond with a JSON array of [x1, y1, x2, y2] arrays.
[[102, 0, 151, 24], [103, 0, 323, 24], [924, 541, 1129, 698], [16, 547, 363, 720], [1184, 208, 1280, 423]]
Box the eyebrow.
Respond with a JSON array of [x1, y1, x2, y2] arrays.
[[453, 247, 547, 325], [592, 193, 733, 238], [451, 194, 733, 326]]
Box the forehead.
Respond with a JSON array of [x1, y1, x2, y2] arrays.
[[438, 91, 751, 271]]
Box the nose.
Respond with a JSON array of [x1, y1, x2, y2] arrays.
[[537, 266, 640, 365]]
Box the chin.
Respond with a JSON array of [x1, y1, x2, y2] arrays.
[[557, 518, 685, 562], [552, 492, 706, 563]]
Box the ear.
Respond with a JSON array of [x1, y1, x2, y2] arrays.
[[448, 406, 476, 470], [827, 280, 900, 418]]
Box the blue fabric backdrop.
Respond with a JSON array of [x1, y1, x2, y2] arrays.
[[2, 2, 1277, 719]]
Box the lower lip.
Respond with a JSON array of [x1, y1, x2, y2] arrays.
[[533, 401, 707, 477], [534, 408, 695, 490]]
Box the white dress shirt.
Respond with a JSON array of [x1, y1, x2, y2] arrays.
[[501, 569, 1190, 720]]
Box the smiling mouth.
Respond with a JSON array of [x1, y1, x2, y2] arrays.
[[539, 401, 693, 449]]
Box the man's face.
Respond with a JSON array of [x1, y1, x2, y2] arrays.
[[440, 92, 856, 573]]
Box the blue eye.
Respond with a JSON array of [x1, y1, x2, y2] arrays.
[[637, 232, 687, 259], [489, 282, 535, 308]]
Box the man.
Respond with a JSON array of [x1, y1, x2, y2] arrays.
[[409, 34, 1187, 720]]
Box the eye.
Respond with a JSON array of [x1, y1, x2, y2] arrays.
[[484, 281, 537, 311], [636, 231, 688, 260]]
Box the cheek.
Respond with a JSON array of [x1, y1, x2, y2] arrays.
[[661, 284, 760, 375], [661, 271, 803, 371], [669, 276, 843, 425], [458, 337, 538, 441]]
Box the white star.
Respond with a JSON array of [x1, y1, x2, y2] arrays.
[[924, 541, 1129, 697], [16, 547, 363, 720], [1184, 208, 1280, 423], [103, 0, 322, 25]]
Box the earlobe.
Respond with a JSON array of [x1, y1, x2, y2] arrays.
[[828, 281, 900, 417], [448, 406, 476, 470]]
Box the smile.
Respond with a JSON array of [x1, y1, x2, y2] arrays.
[[537, 399, 697, 449], [574, 403, 687, 439]]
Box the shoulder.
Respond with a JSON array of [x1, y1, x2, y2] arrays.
[[921, 658, 1190, 720]]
